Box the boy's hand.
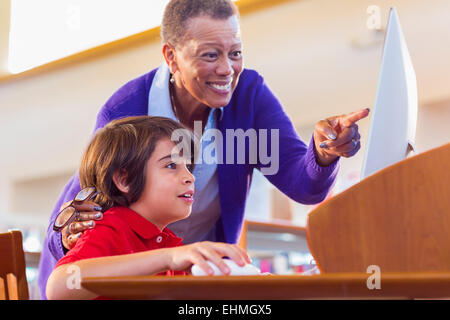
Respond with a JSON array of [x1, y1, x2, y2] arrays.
[[167, 241, 251, 275]]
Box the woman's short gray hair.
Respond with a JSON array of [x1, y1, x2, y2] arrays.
[[161, 0, 239, 46]]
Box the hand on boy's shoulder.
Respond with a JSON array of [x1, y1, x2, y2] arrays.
[[60, 200, 104, 250]]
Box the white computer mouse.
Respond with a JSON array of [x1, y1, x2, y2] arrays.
[[191, 259, 261, 276]]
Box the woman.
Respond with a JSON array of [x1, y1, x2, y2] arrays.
[[38, 0, 368, 298]]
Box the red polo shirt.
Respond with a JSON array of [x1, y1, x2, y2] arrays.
[[55, 206, 185, 277]]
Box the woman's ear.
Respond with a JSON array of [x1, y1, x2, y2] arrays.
[[112, 170, 130, 193], [162, 42, 178, 74]]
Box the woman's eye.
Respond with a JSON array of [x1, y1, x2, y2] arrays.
[[203, 52, 218, 60], [231, 50, 242, 58]]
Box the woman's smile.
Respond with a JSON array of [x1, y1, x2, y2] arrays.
[[206, 79, 233, 95]]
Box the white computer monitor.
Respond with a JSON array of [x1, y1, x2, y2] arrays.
[[361, 7, 418, 179]]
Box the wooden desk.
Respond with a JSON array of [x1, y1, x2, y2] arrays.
[[82, 272, 450, 300]]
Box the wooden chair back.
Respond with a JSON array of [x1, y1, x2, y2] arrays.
[[0, 230, 29, 300], [306, 143, 450, 273]]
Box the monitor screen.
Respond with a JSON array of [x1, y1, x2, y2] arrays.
[[361, 8, 418, 179]]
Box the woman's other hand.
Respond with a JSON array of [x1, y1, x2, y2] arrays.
[[60, 201, 103, 250], [166, 241, 251, 275], [313, 108, 370, 166]]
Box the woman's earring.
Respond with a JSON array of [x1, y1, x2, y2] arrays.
[[170, 75, 175, 84]]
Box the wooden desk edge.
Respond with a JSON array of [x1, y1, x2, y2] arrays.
[[81, 273, 450, 300]]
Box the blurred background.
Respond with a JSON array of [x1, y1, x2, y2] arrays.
[[0, 0, 449, 299]]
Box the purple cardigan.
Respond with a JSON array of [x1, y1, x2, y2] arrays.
[[38, 68, 339, 299]]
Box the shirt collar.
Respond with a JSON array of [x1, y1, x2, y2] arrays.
[[148, 62, 224, 122], [216, 105, 224, 121], [112, 206, 183, 245]]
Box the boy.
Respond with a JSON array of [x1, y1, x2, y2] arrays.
[[46, 116, 250, 300]]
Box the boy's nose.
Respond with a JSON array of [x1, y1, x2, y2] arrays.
[[182, 167, 195, 184]]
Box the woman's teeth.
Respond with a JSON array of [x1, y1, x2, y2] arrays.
[[208, 82, 231, 91]]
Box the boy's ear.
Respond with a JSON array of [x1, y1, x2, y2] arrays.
[[112, 170, 130, 193]]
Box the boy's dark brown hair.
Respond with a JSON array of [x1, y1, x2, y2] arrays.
[[79, 116, 196, 211]]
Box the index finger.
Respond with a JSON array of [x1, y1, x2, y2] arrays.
[[72, 201, 103, 213], [217, 244, 250, 267], [340, 108, 370, 127]]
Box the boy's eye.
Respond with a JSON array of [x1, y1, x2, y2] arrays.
[[166, 163, 177, 169]]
